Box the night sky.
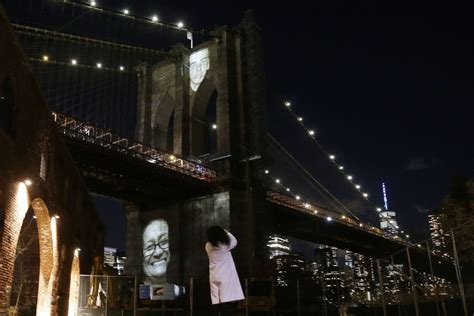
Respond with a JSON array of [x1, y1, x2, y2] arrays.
[[13, 0, 473, 249]]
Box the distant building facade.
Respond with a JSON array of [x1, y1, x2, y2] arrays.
[[267, 234, 291, 259], [428, 213, 449, 254]]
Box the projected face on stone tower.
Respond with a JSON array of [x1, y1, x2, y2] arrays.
[[142, 219, 170, 283], [189, 48, 210, 92]]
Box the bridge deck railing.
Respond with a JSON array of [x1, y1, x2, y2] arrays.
[[266, 191, 412, 246], [52, 112, 216, 182]]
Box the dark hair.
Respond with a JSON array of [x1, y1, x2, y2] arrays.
[[207, 226, 230, 247]]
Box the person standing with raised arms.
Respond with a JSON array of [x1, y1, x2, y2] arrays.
[[205, 226, 245, 315]]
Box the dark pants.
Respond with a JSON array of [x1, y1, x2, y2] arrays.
[[211, 302, 236, 316]]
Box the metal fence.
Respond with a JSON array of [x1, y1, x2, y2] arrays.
[[71, 220, 474, 316]]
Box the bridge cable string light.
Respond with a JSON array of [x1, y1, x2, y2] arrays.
[[263, 168, 362, 222], [34, 56, 131, 73], [64, 0, 191, 31], [266, 134, 363, 222], [279, 98, 406, 238], [280, 99, 377, 204], [263, 170, 390, 235]]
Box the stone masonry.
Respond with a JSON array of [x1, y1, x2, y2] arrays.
[[0, 8, 104, 316]]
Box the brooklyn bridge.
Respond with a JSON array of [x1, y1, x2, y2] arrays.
[[0, 1, 469, 315]]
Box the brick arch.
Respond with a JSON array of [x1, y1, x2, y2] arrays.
[[30, 197, 58, 316], [0, 182, 58, 315], [67, 249, 80, 316], [190, 77, 218, 156]]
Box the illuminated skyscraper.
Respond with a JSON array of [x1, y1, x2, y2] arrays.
[[428, 212, 449, 254], [114, 252, 126, 275], [104, 247, 117, 268], [344, 250, 353, 268], [314, 245, 343, 306], [380, 183, 399, 234], [273, 253, 305, 286], [104, 247, 127, 275], [267, 234, 291, 259]]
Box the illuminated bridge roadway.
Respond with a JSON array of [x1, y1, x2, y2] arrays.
[[53, 111, 416, 257]]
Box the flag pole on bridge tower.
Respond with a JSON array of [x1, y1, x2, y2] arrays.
[[187, 31, 193, 49]]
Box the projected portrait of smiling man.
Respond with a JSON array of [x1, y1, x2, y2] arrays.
[[142, 219, 170, 284], [189, 48, 209, 92]]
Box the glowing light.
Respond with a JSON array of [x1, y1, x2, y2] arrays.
[[382, 182, 389, 210], [90, 0, 96, 7], [54, 214, 60, 219], [123, 9, 129, 15], [71, 59, 77, 65], [119, 66, 125, 71], [314, 210, 318, 214], [24, 179, 32, 186], [347, 175, 353, 180], [177, 22, 184, 28], [359, 223, 363, 227], [37, 213, 59, 315], [326, 216, 332, 222], [295, 195, 300, 200], [338, 166, 344, 170], [42, 55, 49, 62], [169, 155, 176, 162], [308, 130, 315, 136], [284, 101, 291, 107], [96, 63, 102, 68], [68, 249, 80, 316], [264, 170, 269, 174], [376, 207, 382, 212], [304, 203, 310, 209], [329, 155, 335, 160], [286, 188, 290, 192], [406, 234, 410, 238], [297, 117, 303, 121], [275, 179, 280, 184], [355, 184, 361, 189], [152, 15, 159, 22], [342, 215, 346, 219], [363, 193, 368, 198], [212, 124, 217, 130], [15, 183, 29, 221]]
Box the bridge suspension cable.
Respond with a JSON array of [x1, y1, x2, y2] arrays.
[[12, 24, 169, 56], [6, 5, 184, 137], [62, 0, 191, 32], [267, 134, 361, 221], [274, 97, 407, 237]]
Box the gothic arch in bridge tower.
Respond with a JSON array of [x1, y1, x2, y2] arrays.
[[152, 92, 177, 152], [136, 27, 259, 159], [190, 77, 218, 157]]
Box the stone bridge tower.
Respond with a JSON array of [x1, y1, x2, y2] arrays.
[[128, 12, 271, 306], [135, 11, 267, 166]]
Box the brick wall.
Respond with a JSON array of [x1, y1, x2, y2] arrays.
[[0, 8, 104, 316]]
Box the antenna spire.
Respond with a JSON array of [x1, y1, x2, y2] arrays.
[[382, 182, 389, 210]]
